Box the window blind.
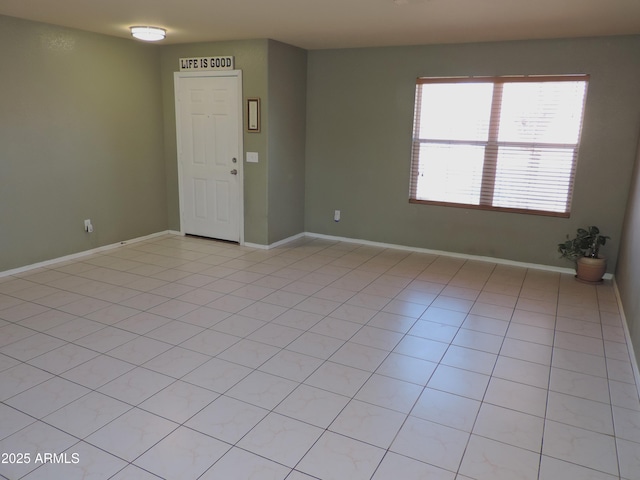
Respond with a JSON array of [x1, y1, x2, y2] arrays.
[[409, 75, 589, 217]]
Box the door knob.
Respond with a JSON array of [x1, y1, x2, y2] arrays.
[[230, 169, 238, 175]]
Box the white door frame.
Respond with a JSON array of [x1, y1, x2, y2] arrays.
[[174, 70, 244, 244]]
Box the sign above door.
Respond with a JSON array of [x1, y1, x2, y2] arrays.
[[179, 56, 234, 71]]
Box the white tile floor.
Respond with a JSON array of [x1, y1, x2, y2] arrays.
[[1, 234, 640, 479]]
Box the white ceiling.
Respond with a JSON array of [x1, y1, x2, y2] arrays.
[[1, 0, 640, 50]]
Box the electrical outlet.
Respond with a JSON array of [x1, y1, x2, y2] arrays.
[[334, 210, 341, 222], [84, 219, 93, 233]]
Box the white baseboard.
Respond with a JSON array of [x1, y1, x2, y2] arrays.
[[0, 231, 174, 278], [303, 231, 599, 277], [613, 279, 640, 405], [2, 229, 613, 281], [243, 232, 307, 250], [242, 230, 615, 279]]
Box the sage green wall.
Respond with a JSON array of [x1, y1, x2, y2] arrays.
[[0, 15, 166, 272], [266, 40, 307, 244], [616, 142, 640, 368], [159, 40, 270, 245], [305, 36, 640, 272]]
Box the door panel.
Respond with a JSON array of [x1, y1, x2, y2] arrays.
[[193, 178, 207, 219], [175, 73, 242, 242]]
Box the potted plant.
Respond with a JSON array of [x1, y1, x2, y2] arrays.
[[558, 226, 609, 283]]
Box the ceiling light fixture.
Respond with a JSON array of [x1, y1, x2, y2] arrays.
[[130, 26, 166, 42]]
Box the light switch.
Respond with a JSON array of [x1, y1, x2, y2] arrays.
[[246, 152, 259, 163]]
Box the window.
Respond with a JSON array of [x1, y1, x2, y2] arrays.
[[409, 75, 589, 217]]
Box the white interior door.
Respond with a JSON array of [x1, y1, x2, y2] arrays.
[[175, 71, 243, 242]]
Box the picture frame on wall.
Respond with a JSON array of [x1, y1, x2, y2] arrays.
[[247, 98, 260, 132]]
